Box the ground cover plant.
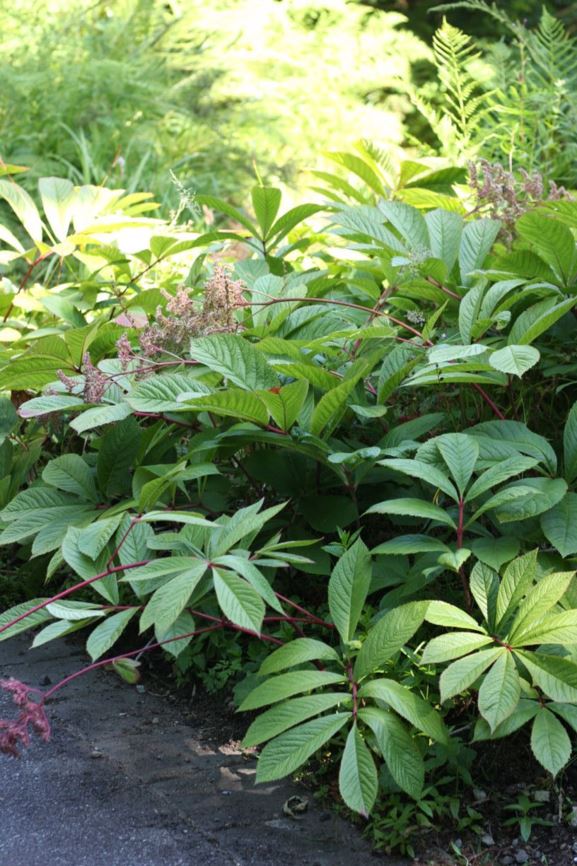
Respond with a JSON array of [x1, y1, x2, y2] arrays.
[[3, 4, 577, 862]]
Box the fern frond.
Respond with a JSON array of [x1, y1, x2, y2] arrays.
[[431, 19, 484, 148]]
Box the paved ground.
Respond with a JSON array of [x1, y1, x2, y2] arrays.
[[0, 636, 404, 866]]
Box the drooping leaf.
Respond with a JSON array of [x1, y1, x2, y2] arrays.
[[255, 713, 351, 783], [338, 723, 378, 817], [242, 693, 350, 747], [530, 708, 571, 776], [259, 638, 340, 675], [328, 539, 372, 643], [478, 651, 521, 731], [489, 345, 540, 378], [240, 670, 347, 711], [360, 707, 424, 799], [354, 601, 428, 680]]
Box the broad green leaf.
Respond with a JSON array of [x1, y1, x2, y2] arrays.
[[255, 713, 350, 782], [436, 433, 479, 496], [328, 539, 371, 643], [541, 493, 577, 558], [180, 389, 269, 426], [122, 556, 198, 583], [458, 218, 500, 286], [213, 567, 265, 634], [508, 297, 575, 346], [509, 570, 575, 640], [127, 373, 210, 413], [268, 203, 324, 243], [310, 377, 359, 438], [564, 402, 577, 485], [18, 394, 86, 418], [0, 598, 51, 641], [424, 208, 463, 272], [517, 652, 577, 702], [439, 648, 503, 702], [258, 380, 308, 430], [366, 498, 455, 528], [378, 201, 429, 249], [354, 601, 428, 680], [252, 186, 282, 238], [428, 343, 487, 364], [140, 562, 206, 633], [70, 402, 132, 433], [516, 211, 577, 285], [495, 478, 568, 523], [531, 708, 571, 776], [214, 555, 283, 614], [195, 193, 257, 235], [240, 671, 347, 711], [468, 484, 545, 525], [155, 610, 196, 658], [422, 631, 494, 664], [426, 601, 485, 632], [489, 345, 540, 378], [515, 610, 577, 646], [259, 638, 340, 675], [0, 355, 76, 391], [42, 454, 98, 502], [469, 420, 556, 474], [77, 516, 122, 560], [372, 535, 449, 556], [188, 334, 277, 391], [360, 707, 424, 799], [466, 456, 538, 501], [469, 560, 500, 621], [358, 678, 448, 743], [61, 526, 117, 603], [86, 609, 137, 661], [338, 723, 378, 817], [378, 458, 458, 499], [210, 500, 286, 557], [478, 651, 520, 731], [496, 550, 538, 626], [242, 693, 350, 747], [438, 548, 471, 572]]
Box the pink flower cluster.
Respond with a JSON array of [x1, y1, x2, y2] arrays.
[[0, 678, 51, 757]]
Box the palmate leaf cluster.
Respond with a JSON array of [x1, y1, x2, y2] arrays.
[[3, 149, 577, 824]]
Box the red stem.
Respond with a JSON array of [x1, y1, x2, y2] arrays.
[[0, 561, 150, 636], [274, 592, 334, 628]]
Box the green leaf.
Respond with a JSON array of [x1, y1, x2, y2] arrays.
[[155, 610, 196, 658], [469, 484, 546, 525], [436, 433, 479, 496], [360, 707, 424, 799], [255, 713, 350, 783], [19, 394, 87, 418], [439, 648, 503, 702], [0, 178, 43, 242], [469, 420, 556, 474], [259, 639, 340, 675], [140, 562, 206, 633], [310, 377, 359, 438], [378, 458, 458, 500], [213, 567, 265, 633], [366, 498, 455, 528], [509, 570, 575, 641], [516, 652, 577, 703], [127, 373, 210, 413], [564, 402, 577, 485], [180, 389, 269, 426], [458, 283, 484, 343], [86, 609, 137, 661], [489, 345, 540, 378], [214, 554, 283, 614], [478, 651, 520, 731], [42, 455, 98, 502], [242, 693, 350, 747], [422, 631, 494, 664], [77, 516, 122, 560], [38, 177, 74, 241], [195, 193, 257, 235], [188, 334, 277, 391], [110, 658, 141, 685], [516, 610, 577, 646], [459, 219, 501, 286], [354, 601, 428, 680], [541, 493, 577, 558], [240, 671, 347, 711], [424, 209, 463, 272], [531, 708, 571, 776], [496, 550, 539, 625], [328, 539, 371, 643], [258, 380, 308, 430], [466, 456, 538, 501], [372, 535, 449, 556], [268, 203, 324, 244], [517, 211, 577, 286], [508, 297, 575, 346], [70, 402, 132, 434], [0, 355, 76, 391], [358, 678, 448, 743], [0, 598, 51, 642], [338, 723, 378, 817], [469, 560, 500, 621], [252, 187, 282, 238], [426, 601, 485, 632]]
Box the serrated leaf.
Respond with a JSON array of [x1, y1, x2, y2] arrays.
[[242, 693, 349, 747], [240, 670, 347, 711], [459, 219, 500, 286], [77, 515, 122, 560], [70, 402, 132, 433], [478, 651, 520, 731], [496, 550, 538, 626], [469, 560, 500, 622], [466, 457, 538, 501], [426, 601, 485, 632], [259, 639, 340, 675], [338, 723, 378, 817], [439, 648, 502, 702], [378, 458, 458, 500], [436, 433, 479, 495], [489, 345, 540, 378], [365, 498, 455, 528], [372, 535, 449, 556], [140, 562, 206, 633], [517, 211, 577, 286], [358, 678, 448, 743], [508, 297, 575, 346], [354, 601, 428, 680], [188, 334, 277, 391], [422, 631, 493, 664], [252, 186, 282, 238], [516, 652, 577, 703], [541, 493, 577, 558], [360, 707, 424, 799], [42, 454, 98, 501], [0, 598, 51, 641], [564, 402, 577, 485], [255, 713, 350, 783], [39, 176, 74, 241], [213, 567, 265, 633], [86, 609, 137, 660], [0, 178, 43, 242], [328, 539, 371, 643], [155, 610, 196, 658], [531, 708, 571, 776]]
